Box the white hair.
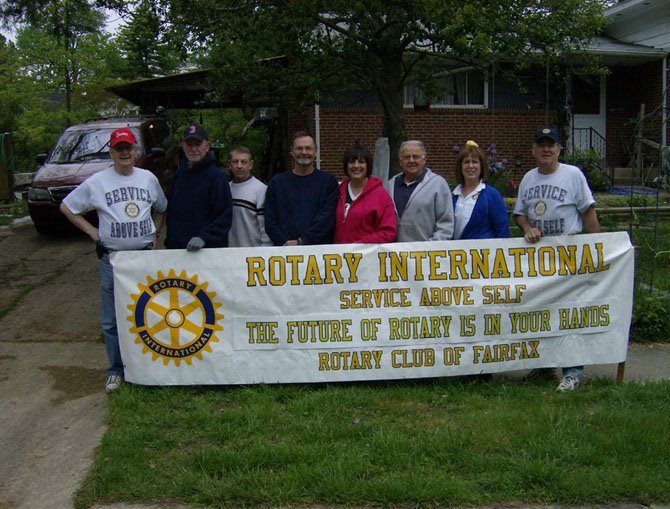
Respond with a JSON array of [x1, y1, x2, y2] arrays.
[[399, 140, 426, 156]]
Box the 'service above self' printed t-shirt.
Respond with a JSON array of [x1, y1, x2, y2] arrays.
[[63, 166, 167, 251], [513, 163, 595, 237]]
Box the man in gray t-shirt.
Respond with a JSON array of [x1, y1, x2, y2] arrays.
[[514, 127, 601, 393]]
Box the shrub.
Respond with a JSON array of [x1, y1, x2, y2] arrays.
[[563, 149, 610, 192], [630, 291, 670, 343], [628, 195, 656, 208]]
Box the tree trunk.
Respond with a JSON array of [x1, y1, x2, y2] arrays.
[[379, 88, 406, 177], [262, 106, 289, 182], [371, 57, 406, 177]]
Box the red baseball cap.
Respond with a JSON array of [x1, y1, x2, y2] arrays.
[[110, 128, 137, 148]]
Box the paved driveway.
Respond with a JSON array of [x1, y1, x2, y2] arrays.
[[0, 221, 107, 509]]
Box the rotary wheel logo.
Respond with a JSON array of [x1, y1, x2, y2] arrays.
[[127, 269, 223, 366], [125, 202, 139, 218]]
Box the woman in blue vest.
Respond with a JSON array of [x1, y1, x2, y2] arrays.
[[452, 140, 509, 240]]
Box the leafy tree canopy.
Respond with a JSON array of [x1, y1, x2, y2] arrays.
[[164, 0, 607, 172], [113, 0, 189, 80]]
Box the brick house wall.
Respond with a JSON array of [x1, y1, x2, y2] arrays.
[[289, 106, 553, 186], [286, 59, 666, 186]]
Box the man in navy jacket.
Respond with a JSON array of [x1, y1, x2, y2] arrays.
[[165, 124, 232, 250]]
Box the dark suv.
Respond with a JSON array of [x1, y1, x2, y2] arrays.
[[28, 116, 175, 234]]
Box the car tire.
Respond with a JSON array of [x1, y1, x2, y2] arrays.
[[33, 222, 56, 235]]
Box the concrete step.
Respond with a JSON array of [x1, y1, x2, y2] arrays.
[[612, 167, 644, 186]]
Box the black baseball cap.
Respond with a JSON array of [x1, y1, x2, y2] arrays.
[[182, 123, 208, 141], [534, 127, 560, 144]]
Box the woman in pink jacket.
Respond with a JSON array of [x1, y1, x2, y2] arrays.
[[334, 140, 397, 244]]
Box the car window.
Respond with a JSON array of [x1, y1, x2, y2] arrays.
[[48, 127, 144, 163]]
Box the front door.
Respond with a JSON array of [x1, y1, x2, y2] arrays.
[[570, 74, 606, 158]]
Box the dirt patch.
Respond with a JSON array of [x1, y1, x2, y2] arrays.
[[41, 365, 104, 404]]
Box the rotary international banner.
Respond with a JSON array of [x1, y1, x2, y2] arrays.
[[111, 232, 633, 385]]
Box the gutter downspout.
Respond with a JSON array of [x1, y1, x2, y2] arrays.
[[314, 101, 321, 168]]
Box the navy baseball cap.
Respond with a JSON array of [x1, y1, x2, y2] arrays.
[[182, 123, 208, 141], [534, 127, 560, 144]]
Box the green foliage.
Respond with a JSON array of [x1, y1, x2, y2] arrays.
[[160, 108, 270, 176], [0, 199, 27, 225], [630, 291, 670, 343], [591, 193, 658, 209], [563, 148, 610, 192], [627, 216, 670, 293], [0, 38, 22, 133], [11, 0, 107, 122], [597, 213, 618, 231], [1, 2, 144, 173], [594, 194, 661, 209], [0, 0, 104, 37], [15, 25, 118, 93], [628, 194, 656, 207], [486, 167, 510, 195], [9, 199, 27, 215], [114, 0, 186, 80]]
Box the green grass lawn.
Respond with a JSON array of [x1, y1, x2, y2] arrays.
[[74, 195, 670, 508], [76, 378, 670, 508]]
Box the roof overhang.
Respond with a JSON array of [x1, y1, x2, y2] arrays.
[[580, 36, 667, 66], [605, 0, 663, 20], [106, 69, 244, 112], [108, 57, 288, 112], [604, 0, 670, 52]]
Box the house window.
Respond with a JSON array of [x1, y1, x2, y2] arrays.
[[404, 69, 487, 108]]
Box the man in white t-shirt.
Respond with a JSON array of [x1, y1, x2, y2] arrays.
[[60, 128, 168, 394], [514, 126, 601, 393], [228, 146, 272, 247]]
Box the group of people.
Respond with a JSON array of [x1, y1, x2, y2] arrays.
[[268, 132, 510, 247], [60, 123, 600, 395]]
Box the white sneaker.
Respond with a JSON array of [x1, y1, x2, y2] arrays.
[[556, 374, 580, 393], [105, 374, 123, 394]]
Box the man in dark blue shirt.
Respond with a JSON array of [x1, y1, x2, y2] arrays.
[[265, 131, 338, 246]]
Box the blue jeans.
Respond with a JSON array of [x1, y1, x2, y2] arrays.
[[100, 254, 123, 376], [563, 366, 583, 378]]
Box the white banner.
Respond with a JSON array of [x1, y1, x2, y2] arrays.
[[112, 232, 634, 385]]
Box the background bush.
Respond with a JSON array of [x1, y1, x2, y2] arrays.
[[630, 291, 670, 343], [563, 149, 611, 192]]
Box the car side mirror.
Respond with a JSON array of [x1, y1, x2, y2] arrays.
[[149, 147, 165, 158], [36, 154, 47, 165]]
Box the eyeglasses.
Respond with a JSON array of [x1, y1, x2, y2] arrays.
[[400, 154, 424, 162]]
